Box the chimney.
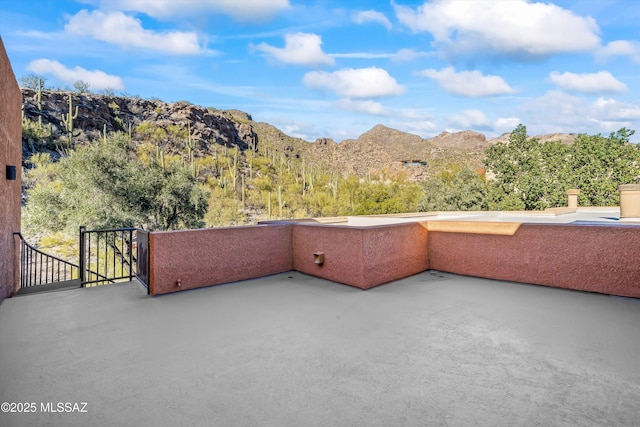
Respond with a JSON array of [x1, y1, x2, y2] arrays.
[[566, 189, 580, 208], [618, 184, 640, 218]]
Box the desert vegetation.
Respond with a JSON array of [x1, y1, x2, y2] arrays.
[[19, 83, 640, 256]]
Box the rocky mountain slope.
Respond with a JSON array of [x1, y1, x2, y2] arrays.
[[21, 89, 257, 156], [20, 89, 576, 181]]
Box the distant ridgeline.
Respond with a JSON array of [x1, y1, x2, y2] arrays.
[[19, 88, 640, 249], [20, 88, 494, 180]]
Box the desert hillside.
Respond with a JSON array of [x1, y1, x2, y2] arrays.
[[21, 89, 580, 182]]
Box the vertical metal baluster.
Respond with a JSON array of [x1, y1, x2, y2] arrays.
[[21, 239, 25, 288], [119, 231, 123, 279], [38, 252, 42, 285], [80, 226, 86, 287], [28, 246, 32, 287], [95, 232, 98, 284], [129, 229, 133, 281], [31, 248, 34, 287], [20, 239, 24, 288], [113, 231, 116, 280], [105, 232, 109, 284], [26, 245, 31, 287], [119, 231, 122, 279]]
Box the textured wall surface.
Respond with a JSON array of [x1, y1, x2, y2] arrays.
[[293, 222, 429, 289], [293, 224, 366, 287], [147, 220, 639, 298], [0, 37, 21, 303], [148, 225, 293, 295], [429, 223, 640, 298], [360, 223, 429, 289]]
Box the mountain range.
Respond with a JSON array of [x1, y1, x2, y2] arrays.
[[21, 89, 578, 181]]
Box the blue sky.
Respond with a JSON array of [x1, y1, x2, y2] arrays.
[[2, 0, 640, 142]]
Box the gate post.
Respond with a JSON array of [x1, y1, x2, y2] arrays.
[[79, 226, 86, 287], [128, 228, 134, 281]]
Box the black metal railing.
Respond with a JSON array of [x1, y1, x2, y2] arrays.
[[13, 227, 148, 294], [79, 226, 138, 287], [13, 232, 79, 289]]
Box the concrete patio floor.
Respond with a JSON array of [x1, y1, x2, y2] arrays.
[[1, 271, 639, 427]]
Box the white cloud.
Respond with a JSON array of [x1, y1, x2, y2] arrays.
[[597, 40, 640, 64], [593, 98, 640, 121], [549, 71, 628, 94], [391, 48, 434, 62], [331, 52, 394, 59], [254, 33, 334, 67], [418, 67, 515, 97], [521, 90, 640, 134], [390, 109, 437, 137], [65, 10, 204, 54], [447, 109, 492, 130], [26, 59, 124, 90], [397, 108, 433, 121], [335, 99, 388, 115], [522, 91, 587, 128], [353, 10, 392, 30], [395, 0, 600, 58], [494, 117, 521, 133], [95, 0, 290, 22], [303, 67, 405, 98], [280, 121, 318, 141]]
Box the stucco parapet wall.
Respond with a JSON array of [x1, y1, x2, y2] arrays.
[[292, 221, 429, 289], [148, 224, 293, 295], [428, 221, 640, 298]]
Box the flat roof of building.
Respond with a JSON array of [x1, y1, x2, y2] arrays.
[[1, 272, 639, 426], [337, 207, 640, 226]]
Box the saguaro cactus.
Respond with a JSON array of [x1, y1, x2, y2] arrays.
[[184, 123, 199, 178], [35, 78, 44, 127], [156, 145, 166, 170], [60, 94, 79, 145]]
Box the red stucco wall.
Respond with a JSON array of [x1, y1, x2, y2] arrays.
[[293, 222, 429, 289], [148, 224, 293, 295], [147, 220, 639, 298], [429, 223, 640, 298], [0, 37, 22, 302], [293, 224, 366, 287], [361, 223, 429, 289]]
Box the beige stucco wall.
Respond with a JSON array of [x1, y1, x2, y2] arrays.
[[0, 36, 22, 302]]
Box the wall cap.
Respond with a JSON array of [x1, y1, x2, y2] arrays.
[[618, 184, 640, 191]]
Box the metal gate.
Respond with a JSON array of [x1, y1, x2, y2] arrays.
[[79, 226, 147, 292], [14, 227, 148, 294]]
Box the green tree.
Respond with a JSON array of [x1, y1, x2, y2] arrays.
[[417, 166, 487, 211], [23, 133, 208, 233], [484, 124, 549, 210], [568, 128, 640, 206], [484, 125, 640, 210]]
